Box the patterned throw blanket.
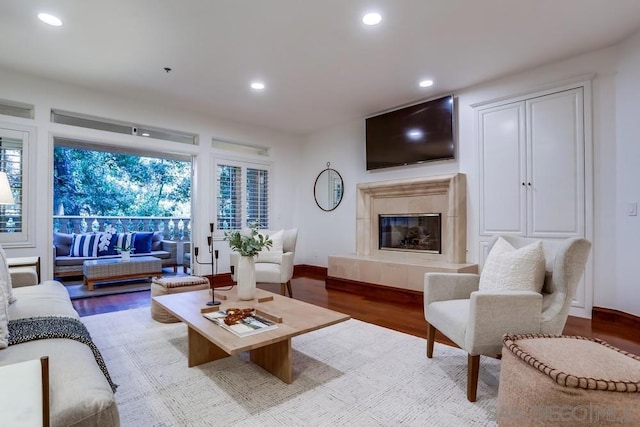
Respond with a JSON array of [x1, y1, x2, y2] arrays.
[[8, 316, 118, 392]]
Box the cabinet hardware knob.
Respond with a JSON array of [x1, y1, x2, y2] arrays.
[[528, 182, 532, 186], [522, 182, 525, 186]]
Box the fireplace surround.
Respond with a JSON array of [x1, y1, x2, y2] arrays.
[[328, 173, 477, 294]]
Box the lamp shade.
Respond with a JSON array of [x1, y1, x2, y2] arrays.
[[0, 172, 15, 205]]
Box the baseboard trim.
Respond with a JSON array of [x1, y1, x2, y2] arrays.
[[326, 276, 423, 305], [592, 307, 640, 329], [294, 264, 327, 279]]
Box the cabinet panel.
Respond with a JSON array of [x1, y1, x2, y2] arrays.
[[527, 88, 584, 237], [479, 102, 526, 235]]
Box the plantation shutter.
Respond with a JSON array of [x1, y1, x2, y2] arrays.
[[246, 167, 269, 229], [0, 137, 23, 233], [216, 164, 242, 230]]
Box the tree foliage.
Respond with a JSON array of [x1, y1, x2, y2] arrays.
[[53, 147, 191, 217]]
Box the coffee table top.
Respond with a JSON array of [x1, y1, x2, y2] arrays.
[[153, 288, 350, 355], [84, 255, 160, 266]]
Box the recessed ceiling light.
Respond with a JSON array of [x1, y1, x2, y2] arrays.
[[419, 79, 434, 88], [37, 13, 62, 27], [362, 12, 382, 26], [141, 133, 150, 137], [250, 82, 265, 90]]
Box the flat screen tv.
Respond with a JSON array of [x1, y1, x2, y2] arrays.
[[365, 95, 455, 170]]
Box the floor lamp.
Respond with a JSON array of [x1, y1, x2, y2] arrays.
[[194, 222, 221, 306]]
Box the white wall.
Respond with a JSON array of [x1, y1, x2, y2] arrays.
[[0, 67, 303, 278], [298, 38, 640, 316], [614, 30, 640, 316]]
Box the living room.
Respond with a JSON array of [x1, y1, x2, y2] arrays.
[[1, 1, 640, 425]]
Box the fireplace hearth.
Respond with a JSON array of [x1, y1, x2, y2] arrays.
[[379, 214, 441, 253]]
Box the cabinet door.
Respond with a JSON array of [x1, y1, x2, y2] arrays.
[[479, 101, 526, 235], [526, 88, 584, 237]]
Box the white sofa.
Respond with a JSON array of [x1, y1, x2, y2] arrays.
[[1, 275, 119, 425]]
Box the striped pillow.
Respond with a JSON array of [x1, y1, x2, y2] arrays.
[[70, 234, 99, 257]]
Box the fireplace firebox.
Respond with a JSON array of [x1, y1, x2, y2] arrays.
[[378, 214, 441, 254]]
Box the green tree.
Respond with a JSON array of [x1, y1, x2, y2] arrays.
[[53, 146, 191, 217]]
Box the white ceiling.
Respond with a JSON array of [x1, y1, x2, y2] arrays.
[[2, 0, 640, 135]]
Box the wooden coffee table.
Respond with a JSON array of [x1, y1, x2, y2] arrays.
[[152, 288, 350, 383]]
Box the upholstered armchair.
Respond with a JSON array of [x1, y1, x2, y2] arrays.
[[230, 228, 298, 297], [423, 235, 591, 402]]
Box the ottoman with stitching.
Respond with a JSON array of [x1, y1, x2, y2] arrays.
[[150, 275, 210, 323], [497, 333, 640, 426]]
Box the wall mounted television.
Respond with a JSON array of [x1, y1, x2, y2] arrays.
[[365, 94, 455, 170]]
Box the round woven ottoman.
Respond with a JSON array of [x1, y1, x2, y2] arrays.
[[150, 276, 210, 323], [497, 334, 640, 426]]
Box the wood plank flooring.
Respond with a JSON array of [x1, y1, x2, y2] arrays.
[[71, 276, 640, 355]]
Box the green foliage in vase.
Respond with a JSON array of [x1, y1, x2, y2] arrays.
[[224, 223, 273, 257]]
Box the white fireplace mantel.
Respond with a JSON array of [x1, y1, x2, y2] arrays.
[[329, 173, 477, 293]]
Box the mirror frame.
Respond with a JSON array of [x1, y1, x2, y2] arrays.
[[313, 165, 343, 212]]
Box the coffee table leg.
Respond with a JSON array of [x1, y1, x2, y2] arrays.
[[250, 338, 292, 384], [187, 326, 229, 367]]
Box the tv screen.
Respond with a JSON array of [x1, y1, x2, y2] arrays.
[[365, 95, 455, 170]]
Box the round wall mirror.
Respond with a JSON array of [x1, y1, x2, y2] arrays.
[[314, 163, 343, 211]]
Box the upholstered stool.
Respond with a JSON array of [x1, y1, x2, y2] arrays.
[[150, 276, 210, 323], [497, 334, 640, 426]]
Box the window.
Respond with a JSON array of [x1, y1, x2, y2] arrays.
[[0, 123, 35, 247], [216, 158, 271, 231]]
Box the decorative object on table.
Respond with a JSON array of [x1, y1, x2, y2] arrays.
[[115, 242, 134, 262], [225, 223, 273, 301], [314, 162, 343, 212], [194, 222, 221, 306]]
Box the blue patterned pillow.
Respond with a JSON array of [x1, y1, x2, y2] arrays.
[[70, 234, 99, 257], [97, 231, 117, 256]]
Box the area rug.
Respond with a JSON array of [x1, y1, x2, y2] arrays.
[[82, 308, 500, 426]]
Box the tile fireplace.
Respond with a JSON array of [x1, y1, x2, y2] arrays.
[[328, 173, 477, 294]]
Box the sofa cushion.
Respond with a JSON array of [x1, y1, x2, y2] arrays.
[[479, 237, 545, 293], [10, 281, 79, 320], [0, 280, 8, 348], [0, 244, 16, 304], [151, 231, 164, 251], [133, 232, 154, 254], [54, 232, 73, 256], [70, 234, 100, 258]]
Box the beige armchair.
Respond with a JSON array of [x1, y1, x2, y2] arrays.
[[230, 228, 298, 297], [423, 235, 591, 402]]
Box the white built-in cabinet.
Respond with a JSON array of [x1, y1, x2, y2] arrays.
[[476, 81, 592, 318], [479, 87, 584, 238]]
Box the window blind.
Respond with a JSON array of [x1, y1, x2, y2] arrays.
[[0, 137, 23, 233], [246, 167, 269, 229], [216, 164, 242, 230]]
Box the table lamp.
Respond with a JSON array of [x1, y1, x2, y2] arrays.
[[0, 172, 15, 205]]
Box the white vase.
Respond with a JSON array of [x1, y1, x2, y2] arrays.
[[121, 251, 131, 262], [237, 255, 256, 300]]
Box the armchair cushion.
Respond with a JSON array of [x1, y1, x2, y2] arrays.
[[479, 237, 545, 293], [256, 229, 284, 264]]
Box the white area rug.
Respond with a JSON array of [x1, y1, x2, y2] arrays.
[[82, 308, 500, 426]]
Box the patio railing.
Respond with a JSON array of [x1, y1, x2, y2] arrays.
[[53, 215, 191, 242]]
